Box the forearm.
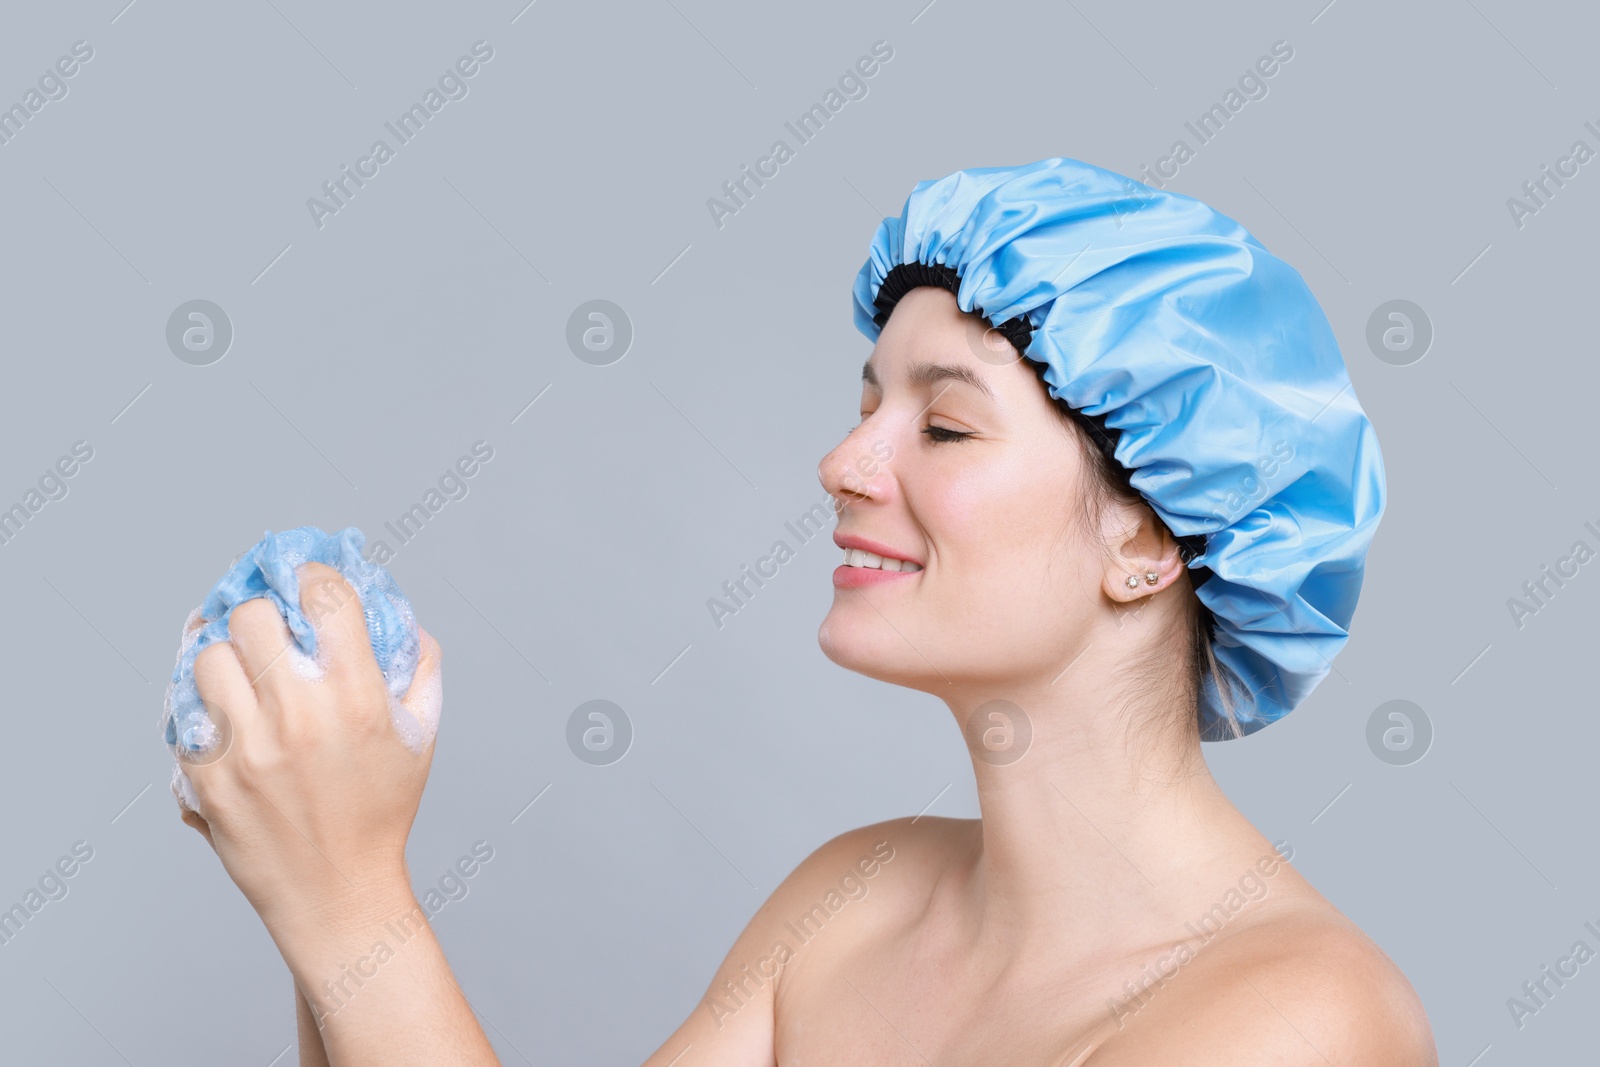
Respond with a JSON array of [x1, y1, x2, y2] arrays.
[[296, 985, 331, 1067], [270, 878, 501, 1067]]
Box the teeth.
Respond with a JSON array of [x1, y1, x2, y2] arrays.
[[843, 547, 922, 572]]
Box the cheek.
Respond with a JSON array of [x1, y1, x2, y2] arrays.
[[932, 462, 1070, 569], [925, 465, 1088, 625]]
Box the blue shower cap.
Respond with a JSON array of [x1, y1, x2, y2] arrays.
[[163, 525, 430, 810], [851, 157, 1386, 739]]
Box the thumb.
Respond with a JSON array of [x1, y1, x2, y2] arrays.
[[180, 807, 215, 849]]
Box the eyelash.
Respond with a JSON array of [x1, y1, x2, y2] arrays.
[[852, 420, 974, 444]]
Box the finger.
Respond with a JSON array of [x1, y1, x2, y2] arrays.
[[296, 562, 383, 688], [396, 625, 444, 746], [227, 597, 299, 691], [194, 638, 260, 717], [188, 640, 263, 759]]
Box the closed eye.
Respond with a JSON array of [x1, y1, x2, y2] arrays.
[[853, 411, 975, 444]]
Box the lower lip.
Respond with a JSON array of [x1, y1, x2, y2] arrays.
[[832, 563, 922, 588]]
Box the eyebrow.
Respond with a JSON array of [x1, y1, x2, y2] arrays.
[[861, 359, 996, 401]]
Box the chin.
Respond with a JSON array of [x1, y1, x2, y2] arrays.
[[816, 608, 940, 691], [819, 608, 884, 672]]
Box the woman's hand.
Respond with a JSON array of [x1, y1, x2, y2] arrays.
[[178, 560, 439, 939], [176, 562, 499, 1065]]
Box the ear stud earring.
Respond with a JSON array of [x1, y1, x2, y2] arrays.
[[1145, 571, 1159, 585], [1125, 575, 1140, 588]]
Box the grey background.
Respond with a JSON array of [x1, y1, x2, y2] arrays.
[[0, 0, 1593, 1062]]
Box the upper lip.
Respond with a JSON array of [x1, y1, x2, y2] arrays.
[[833, 532, 922, 566]]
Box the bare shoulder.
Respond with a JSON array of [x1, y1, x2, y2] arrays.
[[754, 813, 976, 918], [752, 814, 974, 953], [790, 814, 975, 888], [1087, 903, 1438, 1066], [641, 816, 969, 1066]]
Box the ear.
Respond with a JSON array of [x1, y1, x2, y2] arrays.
[[1100, 512, 1188, 603]]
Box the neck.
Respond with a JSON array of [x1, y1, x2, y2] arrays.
[[937, 667, 1279, 963]]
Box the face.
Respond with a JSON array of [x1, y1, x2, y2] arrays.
[[816, 286, 1110, 693]]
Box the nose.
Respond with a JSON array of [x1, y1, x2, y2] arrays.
[[818, 423, 892, 513]]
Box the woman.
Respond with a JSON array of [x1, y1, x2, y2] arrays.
[[177, 158, 1438, 1064]]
